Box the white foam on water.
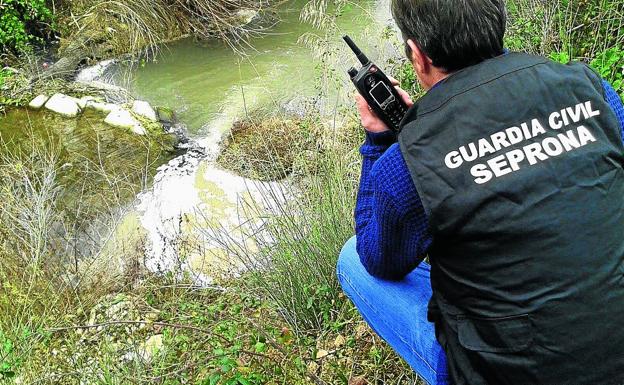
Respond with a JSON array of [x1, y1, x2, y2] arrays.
[[76, 59, 118, 83], [134, 90, 289, 285], [124, 0, 394, 285]]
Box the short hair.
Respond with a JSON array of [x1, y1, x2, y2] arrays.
[[391, 0, 507, 72]]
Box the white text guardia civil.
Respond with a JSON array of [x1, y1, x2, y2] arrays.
[[444, 101, 601, 185]]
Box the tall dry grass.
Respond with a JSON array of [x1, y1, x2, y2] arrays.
[[59, 0, 277, 58], [0, 119, 165, 379], [198, 112, 363, 334]]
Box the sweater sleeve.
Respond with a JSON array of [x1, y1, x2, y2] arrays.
[[602, 80, 624, 142], [355, 135, 432, 280]]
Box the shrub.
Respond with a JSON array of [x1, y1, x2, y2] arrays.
[[590, 46, 624, 93], [506, 0, 624, 96], [0, 0, 53, 53], [217, 116, 320, 181], [203, 114, 362, 334]]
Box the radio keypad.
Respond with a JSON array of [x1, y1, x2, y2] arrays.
[[385, 101, 408, 130]]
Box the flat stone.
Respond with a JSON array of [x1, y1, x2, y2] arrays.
[[315, 349, 329, 359], [104, 108, 147, 135], [132, 100, 158, 122], [139, 334, 163, 362], [76, 96, 97, 109], [28, 94, 49, 109], [44, 93, 81, 117], [86, 101, 118, 114]]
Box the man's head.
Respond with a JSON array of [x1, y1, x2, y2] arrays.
[[391, 0, 506, 89]]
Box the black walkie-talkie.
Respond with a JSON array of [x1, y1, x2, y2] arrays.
[[344, 35, 409, 133]]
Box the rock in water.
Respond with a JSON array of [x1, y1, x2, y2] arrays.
[[132, 100, 158, 122], [28, 95, 49, 109], [75, 59, 117, 83], [44, 93, 81, 117], [76, 96, 97, 110], [156, 106, 175, 125], [86, 101, 117, 114], [104, 108, 147, 135]]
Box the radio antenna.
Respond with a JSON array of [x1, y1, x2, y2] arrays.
[[343, 35, 370, 66]]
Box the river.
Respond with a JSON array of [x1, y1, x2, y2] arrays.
[[0, 0, 400, 284], [116, 0, 394, 137]]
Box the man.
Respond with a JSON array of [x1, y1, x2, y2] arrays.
[[336, 0, 624, 384]]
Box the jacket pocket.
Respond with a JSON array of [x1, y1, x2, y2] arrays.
[[457, 313, 533, 354]]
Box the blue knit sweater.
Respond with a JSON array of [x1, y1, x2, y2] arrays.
[[355, 80, 624, 280]]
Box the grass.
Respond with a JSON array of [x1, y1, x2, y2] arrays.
[[53, 0, 277, 60], [0, 111, 177, 383], [8, 277, 418, 384], [2, 0, 624, 384], [217, 115, 321, 181], [213, 118, 361, 332], [200, 108, 423, 381]]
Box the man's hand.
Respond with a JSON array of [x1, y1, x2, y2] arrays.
[[355, 77, 414, 133]]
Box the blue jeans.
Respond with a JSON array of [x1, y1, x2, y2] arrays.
[[336, 236, 450, 385]]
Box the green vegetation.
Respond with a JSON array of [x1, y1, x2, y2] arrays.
[[0, 0, 53, 53], [505, 0, 624, 96], [392, 0, 624, 98], [7, 277, 416, 384], [216, 114, 363, 333], [2, 0, 624, 384], [217, 116, 321, 181], [0, 0, 273, 66], [0, 111, 176, 382], [0, 0, 275, 112]]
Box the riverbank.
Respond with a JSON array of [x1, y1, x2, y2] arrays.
[[2, 0, 624, 383], [1, 2, 405, 382], [0, 103, 419, 384], [15, 276, 417, 384]]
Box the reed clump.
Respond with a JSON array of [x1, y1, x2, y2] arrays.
[[57, 0, 276, 59], [217, 116, 322, 181]]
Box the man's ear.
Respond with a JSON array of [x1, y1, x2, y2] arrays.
[[407, 39, 432, 75]]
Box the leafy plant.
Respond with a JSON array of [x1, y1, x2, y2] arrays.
[[0, 333, 15, 378], [590, 46, 624, 94], [0, 0, 54, 53], [548, 51, 571, 64], [0, 69, 11, 88], [0, 329, 27, 379], [506, 0, 624, 96]]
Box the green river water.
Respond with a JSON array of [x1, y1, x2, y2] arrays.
[[116, 0, 387, 135], [0, 0, 397, 272], [1, 0, 392, 153]]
